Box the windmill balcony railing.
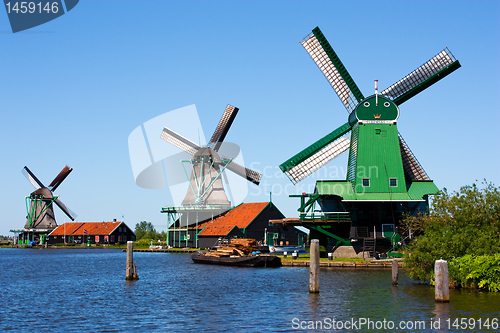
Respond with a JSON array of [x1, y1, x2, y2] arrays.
[[299, 211, 351, 223]]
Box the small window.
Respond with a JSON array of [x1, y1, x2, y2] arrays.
[[362, 178, 370, 187], [389, 178, 397, 187], [111, 236, 115, 242], [375, 128, 381, 135], [95, 236, 99, 242], [281, 234, 286, 239]]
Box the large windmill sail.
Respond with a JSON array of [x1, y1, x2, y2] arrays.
[[209, 104, 239, 151], [381, 48, 460, 105], [280, 122, 351, 184], [398, 133, 429, 181], [301, 27, 364, 113]]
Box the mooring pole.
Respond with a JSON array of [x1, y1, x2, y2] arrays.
[[309, 239, 320, 293], [435, 259, 449, 302], [392, 259, 398, 286], [126, 241, 139, 280]]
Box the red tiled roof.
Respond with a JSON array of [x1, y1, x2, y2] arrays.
[[49, 222, 122, 236], [198, 225, 237, 237], [197, 202, 269, 236]]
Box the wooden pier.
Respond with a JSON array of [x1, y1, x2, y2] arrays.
[[123, 248, 197, 253], [281, 260, 402, 268]]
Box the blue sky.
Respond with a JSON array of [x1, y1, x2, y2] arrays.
[[1, 0, 499, 236]]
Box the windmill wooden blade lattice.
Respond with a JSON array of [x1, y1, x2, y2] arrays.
[[223, 158, 261, 185], [161, 127, 201, 156], [301, 27, 364, 113], [49, 165, 73, 192], [53, 197, 77, 221], [280, 122, 352, 184], [381, 48, 461, 105], [23, 166, 44, 190], [209, 105, 239, 151], [398, 133, 429, 180]]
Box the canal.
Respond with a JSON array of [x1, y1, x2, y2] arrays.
[[1, 248, 499, 332]]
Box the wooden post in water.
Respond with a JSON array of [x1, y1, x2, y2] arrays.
[[392, 259, 398, 286], [435, 259, 449, 302], [309, 239, 319, 293], [126, 241, 139, 281]]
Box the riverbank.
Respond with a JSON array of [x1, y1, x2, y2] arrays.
[[125, 248, 403, 268], [128, 248, 197, 253], [280, 259, 403, 268], [4, 246, 403, 268]]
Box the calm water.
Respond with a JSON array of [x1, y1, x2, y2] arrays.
[[1, 248, 499, 332]]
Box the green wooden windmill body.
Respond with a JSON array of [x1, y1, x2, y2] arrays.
[[279, 27, 460, 254], [348, 96, 405, 195]]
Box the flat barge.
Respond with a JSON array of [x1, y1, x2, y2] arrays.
[[191, 251, 281, 267]]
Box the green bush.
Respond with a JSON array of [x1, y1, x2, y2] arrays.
[[134, 221, 166, 241], [134, 238, 154, 249], [449, 254, 500, 292], [402, 180, 500, 286]]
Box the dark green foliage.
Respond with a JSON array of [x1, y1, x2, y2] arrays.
[[134, 221, 158, 240], [448, 254, 500, 291], [134, 221, 167, 241], [402, 180, 500, 285]]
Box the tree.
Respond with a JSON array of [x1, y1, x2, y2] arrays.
[[402, 180, 500, 283], [134, 221, 158, 240]]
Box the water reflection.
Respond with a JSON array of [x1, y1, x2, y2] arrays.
[[433, 302, 450, 332], [307, 292, 320, 317]]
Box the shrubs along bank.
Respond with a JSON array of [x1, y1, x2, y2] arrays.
[[402, 180, 500, 291]]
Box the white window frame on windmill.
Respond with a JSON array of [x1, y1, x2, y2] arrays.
[[389, 178, 398, 187]]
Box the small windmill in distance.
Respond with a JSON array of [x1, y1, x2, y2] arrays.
[[161, 105, 261, 209], [160, 105, 262, 240], [17, 165, 77, 244]]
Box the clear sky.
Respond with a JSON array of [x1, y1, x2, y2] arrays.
[[1, 0, 499, 236]]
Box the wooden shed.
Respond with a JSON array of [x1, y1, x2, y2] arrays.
[[168, 201, 305, 249]]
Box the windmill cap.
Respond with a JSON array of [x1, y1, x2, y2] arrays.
[[32, 187, 53, 198], [349, 95, 400, 126]]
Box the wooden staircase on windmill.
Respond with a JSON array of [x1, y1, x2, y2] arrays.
[[357, 227, 376, 259]]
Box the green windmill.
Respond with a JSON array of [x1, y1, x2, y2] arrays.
[[279, 27, 460, 257]]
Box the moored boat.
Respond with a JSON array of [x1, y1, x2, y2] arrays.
[[190, 238, 281, 267], [191, 251, 281, 267], [269, 244, 306, 254]]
